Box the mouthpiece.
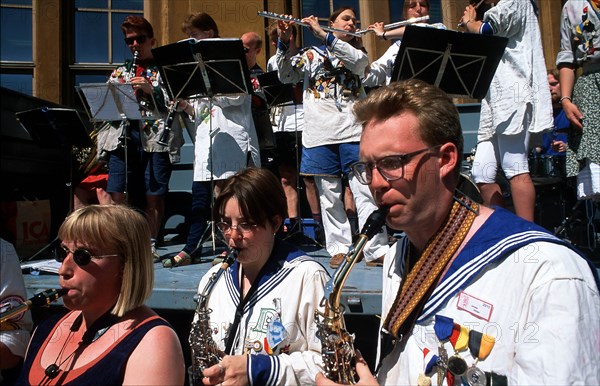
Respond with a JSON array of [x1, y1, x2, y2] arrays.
[[360, 206, 389, 240]]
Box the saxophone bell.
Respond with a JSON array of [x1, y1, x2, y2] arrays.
[[188, 249, 238, 386]]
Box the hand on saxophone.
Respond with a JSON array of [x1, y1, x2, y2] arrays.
[[202, 355, 248, 386], [315, 350, 378, 386]]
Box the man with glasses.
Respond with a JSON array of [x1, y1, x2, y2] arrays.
[[97, 15, 184, 262], [317, 80, 600, 385]]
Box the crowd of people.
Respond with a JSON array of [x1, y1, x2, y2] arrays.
[[2, 0, 599, 385]]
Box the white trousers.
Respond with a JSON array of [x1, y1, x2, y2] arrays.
[[315, 175, 389, 261]]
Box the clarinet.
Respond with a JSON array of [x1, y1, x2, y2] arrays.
[[315, 207, 388, 384], [188, 249, 239, 386], [157, 105, 176, 146], [0, 288, 68, 324], [130, 50, 139, 79]]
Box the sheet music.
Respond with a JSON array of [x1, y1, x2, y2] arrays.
[[78, 83, 158, 121]]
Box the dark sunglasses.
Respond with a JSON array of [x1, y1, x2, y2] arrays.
[[124, 35, 148, 45], [55, 245, 119, 267]]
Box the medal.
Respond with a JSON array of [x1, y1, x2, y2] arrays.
[[436, 345, 448, 386], [447, 324, 469, 376], [447, 354, 468, 376], [433, 315, 453, 386], [465, 364, 487, 386], [465, 329, 495, 386]]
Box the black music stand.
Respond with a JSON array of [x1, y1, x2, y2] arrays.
[[390, 26, 508, 99], [77, 82, 160, 200], [152, 38, 252, 256], [152, 38, 252, 100], [15, 107, 92, 260]]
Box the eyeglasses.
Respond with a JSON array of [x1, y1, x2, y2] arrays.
[[124, 35, 147, 45], [351, 145, 441, 185], [216, 222, 258, 234], [55, 245, 119, 267]]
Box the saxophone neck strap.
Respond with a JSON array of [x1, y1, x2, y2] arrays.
[[382, 195, 479, 340]]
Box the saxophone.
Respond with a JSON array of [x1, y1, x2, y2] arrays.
[[315, 207, 389, 384], [188, 249, 238, 386]]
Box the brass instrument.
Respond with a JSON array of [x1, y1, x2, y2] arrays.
[[188, 249, 238, 386], [1, 288, 67, 324], [315, 207, 389, 384], [258, 11, 362, 37], [355, 15, 430, 34]]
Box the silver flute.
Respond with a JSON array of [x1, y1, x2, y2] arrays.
[[258, 11, 362, 37], [355, 15, 430, 34]]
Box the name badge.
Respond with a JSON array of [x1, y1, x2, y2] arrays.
[[456, 291, 493, 321]]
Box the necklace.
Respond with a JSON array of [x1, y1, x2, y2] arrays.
[[43, 311, 119, 381]]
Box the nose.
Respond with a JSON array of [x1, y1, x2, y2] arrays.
[[369, 167, 390, 191], [58, 252, 75, 277]]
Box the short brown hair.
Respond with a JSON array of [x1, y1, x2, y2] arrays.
[[213, 167, 287, 229], [121, 15, 154, 38], [353, 79, 463, 177]]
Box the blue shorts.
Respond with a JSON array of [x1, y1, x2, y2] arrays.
[[300, 142, 359, 177], [106, 130, 172, 196]]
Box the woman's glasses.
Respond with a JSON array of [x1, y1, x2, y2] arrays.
[[55, 245, 119, 267], [124, 35, 147, 45], [216, 222, 258, 234]]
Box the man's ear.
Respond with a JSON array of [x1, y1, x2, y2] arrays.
[[438, 142, 459, 179]]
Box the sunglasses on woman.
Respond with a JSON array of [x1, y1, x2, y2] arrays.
[[55, 245, 119, 267]]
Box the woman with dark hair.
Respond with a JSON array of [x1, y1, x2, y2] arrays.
[[189, 167, 328, 385], [276, 7, 389, 269], [163, 12, 261, 267]]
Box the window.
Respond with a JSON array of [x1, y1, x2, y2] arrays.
[[68, 0, 143, 109], [1, 0, 33, 94]]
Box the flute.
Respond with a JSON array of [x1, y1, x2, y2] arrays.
[[355, 15, 430, 35], [0, 288, 67, 324], [258, 11, 362, 37], [458, 0, 485, 28]]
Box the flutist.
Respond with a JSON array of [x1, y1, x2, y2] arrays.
[[363, 0, 444, 88], [276, 6, 390, 269], [97, 15, 184, 262], [16, 205, 185, 385], [190, 168, 329, 386]]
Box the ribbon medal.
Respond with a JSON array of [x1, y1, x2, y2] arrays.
[[447, 323, 469, 376], [433, 315, 453, 386], [465, 329, 495, 386]]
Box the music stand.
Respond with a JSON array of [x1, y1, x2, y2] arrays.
[[390, 26, 508, 98], [15, 107, 92, 260], [152, 38, 252, 256], [77, 82, 158, 199]]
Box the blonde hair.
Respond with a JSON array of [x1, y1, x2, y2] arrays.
[[57, 205, 153, 317]]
